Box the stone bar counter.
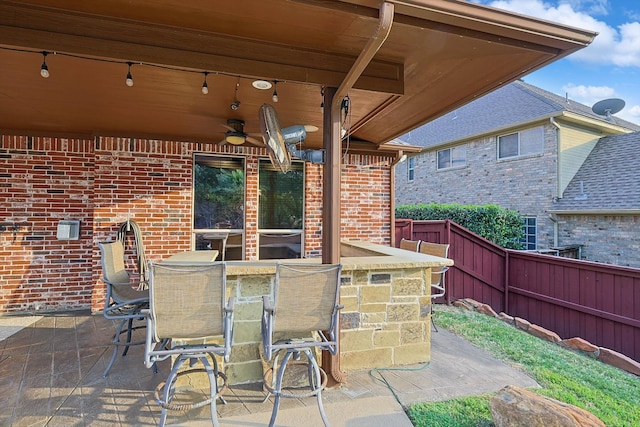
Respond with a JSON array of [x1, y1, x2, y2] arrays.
[[222, 240, 454, 384]]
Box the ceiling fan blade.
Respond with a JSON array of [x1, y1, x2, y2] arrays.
[[304, 125, 319, 132], [246, 136, 265, 147], [222, 124, 236, 132]]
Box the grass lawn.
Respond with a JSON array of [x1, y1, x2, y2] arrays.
[[407, 305, 640, 427]]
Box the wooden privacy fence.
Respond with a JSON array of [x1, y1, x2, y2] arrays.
[[395, 219, 640, 362]]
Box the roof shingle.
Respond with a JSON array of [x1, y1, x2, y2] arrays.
[[400, 80, 640, 149]]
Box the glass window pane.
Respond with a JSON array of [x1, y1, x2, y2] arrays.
[[437, 149, 451, 169], [259, 233, 302, 259], [451, 145, 466, 166], [259, 160, 303, 229], [520, 127, 543, 155], [498, 133, 519, 159], [194, 155, 244, 230], [520, 216, 537, 250], [408, 157, 415, 180]]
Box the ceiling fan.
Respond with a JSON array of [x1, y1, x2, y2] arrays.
[[218, 119, 264, 146]]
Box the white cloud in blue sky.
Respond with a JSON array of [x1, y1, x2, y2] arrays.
[[475, 0, 640, 124]]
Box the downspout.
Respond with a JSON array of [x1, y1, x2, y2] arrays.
[[323, 1, 395, 386], [390, 151, 406, 247], [550, 117, 560, 247]]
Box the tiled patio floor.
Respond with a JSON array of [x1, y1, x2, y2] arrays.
[[0, 310, 538, 426]]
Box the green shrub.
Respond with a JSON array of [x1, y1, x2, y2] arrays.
[[396, 203, 524, 249]]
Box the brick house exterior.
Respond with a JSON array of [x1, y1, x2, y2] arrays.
[[395, 80, 640, 265], [550, 131, 640, 268], [0, 135, 394, 314]]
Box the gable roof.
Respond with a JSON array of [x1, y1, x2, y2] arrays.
[[400, 80, 640, 149], [550, 131, 640, 213]]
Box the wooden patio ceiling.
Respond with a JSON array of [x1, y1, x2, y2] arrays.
[[0, 0, 596, 153]]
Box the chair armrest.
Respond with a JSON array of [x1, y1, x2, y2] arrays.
[[432, 266, 449, 275]]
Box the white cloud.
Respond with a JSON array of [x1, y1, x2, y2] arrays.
[[623, 104, 640, 123], [562, 83, 615, 106], [485, 0, 640, 67], [562, 83, 640, 124]]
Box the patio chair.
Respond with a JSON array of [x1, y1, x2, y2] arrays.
[[261, 262, 343, 427], [419, 241, 450, 332], [399, 237, 421, 251], [98, 240, 150, 377], [144, 262, 234, 427]]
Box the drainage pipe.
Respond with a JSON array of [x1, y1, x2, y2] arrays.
[[323, 1, 395, 386]]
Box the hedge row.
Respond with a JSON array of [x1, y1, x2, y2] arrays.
[[396, 203, 524, 249]]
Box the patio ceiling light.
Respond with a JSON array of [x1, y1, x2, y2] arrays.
[[201, 72, 209, 95], [40, 51, 49, 78], [4, 46, 322, 104], [125, 62, 134, 87], [225, 132, 246, 145]]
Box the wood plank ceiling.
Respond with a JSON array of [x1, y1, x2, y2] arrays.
[[0, 0, 596, 152]]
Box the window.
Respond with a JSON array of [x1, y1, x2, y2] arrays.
[[407, 157, 415, 181], [193, 155, 245, 260], [437, 145, 467, 170], [521, 217, 537, 250], [258, 159, 304, 259], [498, 127, 543, 159]]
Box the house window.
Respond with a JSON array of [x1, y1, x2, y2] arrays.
[[258, 159, 304, 259], [437, 145, 467, 170], [521, 217, 537, 250], [498, 126, 543, 159], [193, 155, 245, 260], [407, 157, 415, 181]]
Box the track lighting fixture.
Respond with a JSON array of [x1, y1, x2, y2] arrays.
[[272, 80, 279, 102], [201, 72, 209, 95], [230, 78, 241, 110], [40, 51, 49, 78], [125, 62, 134, 87]]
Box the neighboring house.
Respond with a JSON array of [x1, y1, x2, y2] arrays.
[[395, 79, 640, 266], [549, 131, 640, 267]]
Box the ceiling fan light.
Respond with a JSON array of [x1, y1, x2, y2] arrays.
[[226, 133, 245, 145]]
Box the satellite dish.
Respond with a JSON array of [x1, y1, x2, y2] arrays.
[[259, 104, 292, 173], [592, 98, 625, 121]]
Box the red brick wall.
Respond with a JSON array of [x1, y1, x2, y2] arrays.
[[0, 136, 95, 312], [1, 134, 393, 314]]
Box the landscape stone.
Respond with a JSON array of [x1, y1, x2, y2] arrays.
[[476, 303, 498, 317], [514, 317, 531, 331], [559, 337, 599, 358], [527, 324, 561, 342], [598, 347, 640, 376], [490, 385, 605, 427], [498, 312, 514, 325]]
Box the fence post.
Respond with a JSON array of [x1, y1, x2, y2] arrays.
[[445, 220, 452, 305], [504, 250, 509, 313]]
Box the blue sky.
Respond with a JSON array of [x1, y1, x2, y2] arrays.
[[474, 0, 640, 124]]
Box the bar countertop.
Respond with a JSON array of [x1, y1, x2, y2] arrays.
[[225, 240, 453, 275]]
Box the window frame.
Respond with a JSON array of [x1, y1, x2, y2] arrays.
[[192, 154, 246, 260], [257, 159, 305, 260], [437, 145, 467, 170], [407, 156, 415, 181], [497, 126, 544, 160], [521, 216, 537, 251]]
